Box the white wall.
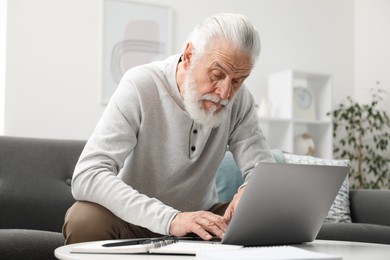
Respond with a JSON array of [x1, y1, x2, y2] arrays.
[[4, 0, 355, 140], [0, 0, 6, 135], [355, 0, 390, 113], [5, 0, 105, 139]]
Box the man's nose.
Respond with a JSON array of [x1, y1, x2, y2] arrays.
[[216, 79, 232, 100]]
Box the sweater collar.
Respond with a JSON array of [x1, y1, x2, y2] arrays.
[[165, 53, 186, 111]]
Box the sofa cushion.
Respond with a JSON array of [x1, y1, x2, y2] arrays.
[[317, 223, 390, 244], [0, 229, 64, 260], [216, 151, 243, 202], [349, 189, 390, 226]]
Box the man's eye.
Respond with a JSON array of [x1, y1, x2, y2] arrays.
[[232, 79, 243, 88], [211, 71, 224, 80]]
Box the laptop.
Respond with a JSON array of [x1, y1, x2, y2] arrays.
[[221, 162, 349, 246]]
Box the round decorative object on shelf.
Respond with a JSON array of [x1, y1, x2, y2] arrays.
[[294, 133, 315, 156], [293, 86, 316, 120]]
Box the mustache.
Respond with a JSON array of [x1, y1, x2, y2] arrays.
[[199, 94, 229, 106]]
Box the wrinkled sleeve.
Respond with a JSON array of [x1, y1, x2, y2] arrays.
[[71, 71, 179, 235]]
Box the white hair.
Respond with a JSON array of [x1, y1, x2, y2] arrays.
[[186, 13, 261, 64]]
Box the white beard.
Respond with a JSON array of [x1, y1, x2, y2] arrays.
[[182, 69, 234, 128]]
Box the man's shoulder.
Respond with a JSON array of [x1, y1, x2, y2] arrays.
[[122, 62, 163, 83], [122, 54, 179, 82], [116, 54, 179, 101], [232, 86, 254, 107]]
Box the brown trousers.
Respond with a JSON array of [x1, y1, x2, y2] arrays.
[[62, 201, 229, 245]]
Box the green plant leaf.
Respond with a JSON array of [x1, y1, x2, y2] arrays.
[[330, 87, 390, 189]]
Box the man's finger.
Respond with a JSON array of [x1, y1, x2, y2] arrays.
[[191, 222, 213, 240], [223, 204, 234, 222], [204, 212, 228, 230], [195, 218, 225, 239], [191, 212, 227, 239]]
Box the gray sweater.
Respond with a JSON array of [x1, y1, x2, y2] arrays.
[[72, 54, 274, 235]]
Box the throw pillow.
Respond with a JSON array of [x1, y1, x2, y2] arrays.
[[215, 152, 244, 202], [283, 153, 351, 223]]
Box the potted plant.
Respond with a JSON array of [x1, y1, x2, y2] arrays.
[[328, 86, 390, 189]]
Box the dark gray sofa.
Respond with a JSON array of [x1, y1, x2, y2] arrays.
[[0, 136, 84, 260], [1, 136, 390, 260]]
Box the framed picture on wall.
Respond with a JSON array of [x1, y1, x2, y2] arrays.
[[101, 0, 173, 104]]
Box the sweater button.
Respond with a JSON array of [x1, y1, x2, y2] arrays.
[[191, 146, 196, 152], [193, 129, 198, 134]]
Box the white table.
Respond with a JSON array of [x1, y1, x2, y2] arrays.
[[297, 240, 390, 260], [55, 240, 390, 260]]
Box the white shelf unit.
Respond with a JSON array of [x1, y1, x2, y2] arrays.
[[259, 70, 333, 159]]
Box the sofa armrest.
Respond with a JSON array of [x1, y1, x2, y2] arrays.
[[0, 136, 85, 232], [349, 189, 390, 226]]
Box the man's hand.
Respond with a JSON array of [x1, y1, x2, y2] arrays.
[[169, 211, 228, 240], [223, 187, 246, 224]]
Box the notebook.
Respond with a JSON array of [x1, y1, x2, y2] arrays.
[[221, 162, 349, 246], [70, 236, 241, 255], [70, 237, 341, 259]]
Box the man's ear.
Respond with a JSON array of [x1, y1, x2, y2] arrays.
[[182, 42, 193, 70]]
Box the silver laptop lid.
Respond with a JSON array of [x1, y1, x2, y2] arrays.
[[222, 162, 349, 246]]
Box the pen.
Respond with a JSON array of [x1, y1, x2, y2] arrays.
[[102, 236, 175, 247], [102, 238, 152, 247]]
